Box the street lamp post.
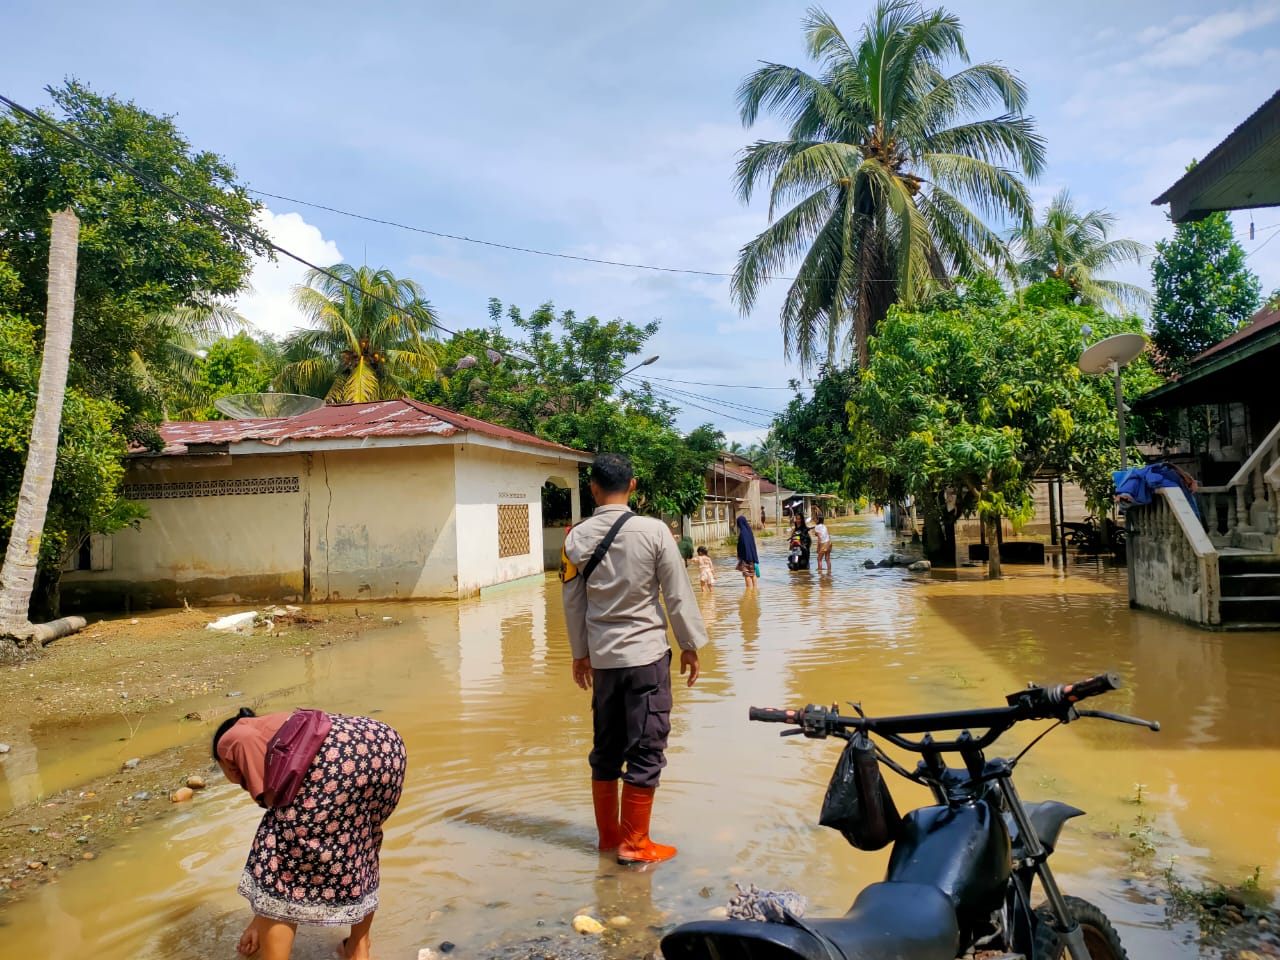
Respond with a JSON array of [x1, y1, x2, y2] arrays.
[[616, 354, 660, 382]]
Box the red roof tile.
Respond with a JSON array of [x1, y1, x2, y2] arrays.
[[144, 399, 591, 459]]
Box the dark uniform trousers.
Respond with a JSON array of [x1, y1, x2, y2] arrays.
[[589, 649, 673, 789]]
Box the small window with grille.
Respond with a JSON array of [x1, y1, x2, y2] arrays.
[[498, 503, 530, 558]]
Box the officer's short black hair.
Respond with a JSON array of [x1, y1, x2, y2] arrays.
[[591, 453, 634, 493]]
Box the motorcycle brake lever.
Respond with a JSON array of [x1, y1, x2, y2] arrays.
[[780, 728, 806, 737], [1074, 708, 1161, 731]]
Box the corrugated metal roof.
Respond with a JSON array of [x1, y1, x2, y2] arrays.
[[1192, 301, 1280, 362], [145, 399, 591, 459]]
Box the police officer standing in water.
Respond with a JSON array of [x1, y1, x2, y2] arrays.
[[561, 453, 708, 865]]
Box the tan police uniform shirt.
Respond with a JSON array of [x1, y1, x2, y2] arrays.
[[562, 504, 708, 669]]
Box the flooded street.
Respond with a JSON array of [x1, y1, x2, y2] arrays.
[[4, 514, 1279, 959]]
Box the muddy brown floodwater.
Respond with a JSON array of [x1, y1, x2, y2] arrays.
[[2, 515, 1278, 959]]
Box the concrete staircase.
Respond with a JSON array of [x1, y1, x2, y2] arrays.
[[1218, 553, 1280, 630]]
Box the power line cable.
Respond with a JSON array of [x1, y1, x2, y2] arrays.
[[0, 92, 544, 370], [634, 379, 775, 429], [249, 187, 1163, 275], [248, 188, 755, 279], [621, 374, 782, 418], [2, 91, 782, 432], [643, 374, 802, 391]]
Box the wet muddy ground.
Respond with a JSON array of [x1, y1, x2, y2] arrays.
[[1, 515, 1278, 959]]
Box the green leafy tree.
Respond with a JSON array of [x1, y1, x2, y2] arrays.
[[176, 331, 284, 420], [0, 80, 268, 424], [0, 83, 263, 614], [732, 1, 1045, 369], [1015, 189, 1148, 313], [848, 285, 1134, 576], [1150, 211, 1261, 376], [772, 366, 859, 491], [412, 301, 721, 515], [278, 264, 440, 402], [0, 311, 142, 620]]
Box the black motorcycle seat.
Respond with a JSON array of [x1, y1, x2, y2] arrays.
[[660, 881, 960, 960]]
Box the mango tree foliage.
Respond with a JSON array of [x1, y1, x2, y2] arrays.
[[0, 81, 267, 424], [848, 283, 1137, 574], [0, 82, 265, 613], [1150, 211, 1260, 376], [772, 366, 859, 493], [411, 301, 722, 516], [176, 332, 284, 420]]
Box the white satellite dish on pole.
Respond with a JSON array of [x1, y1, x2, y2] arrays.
[[1077, 333, 1147, 469], [1077, 333, 1146, 375], [213, 393, 325, 420]]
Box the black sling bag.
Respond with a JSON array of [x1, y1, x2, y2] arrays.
[[580, 513, 633, 584]]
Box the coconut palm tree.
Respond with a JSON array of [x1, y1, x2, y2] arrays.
[[1015, 189, 1149, 312], [733, 1, 1045, 368], [278, 264, 439, 403], [0, 210, 80, 645]]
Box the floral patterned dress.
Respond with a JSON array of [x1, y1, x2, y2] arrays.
[[238, 714, 406, 925]]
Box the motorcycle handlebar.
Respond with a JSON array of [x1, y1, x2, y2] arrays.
[[749, 672, 1139, 747], [1050, 672, 1121, 704], [748, 706, 801, 723]]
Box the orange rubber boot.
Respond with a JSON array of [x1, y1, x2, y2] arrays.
[[616, 783, 677, 865], [592, 779, 621, 850]]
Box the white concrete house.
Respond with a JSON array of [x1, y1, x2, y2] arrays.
[[62, 400, 591, 609]]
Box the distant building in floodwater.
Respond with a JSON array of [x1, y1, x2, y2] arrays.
[[61, 399, 591, 610]]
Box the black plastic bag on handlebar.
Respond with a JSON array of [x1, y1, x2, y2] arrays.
[[818, 732, 900, 850]]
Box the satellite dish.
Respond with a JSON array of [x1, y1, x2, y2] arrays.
[[213, 393, 325, 420], [1078, 333, 1147, 374]]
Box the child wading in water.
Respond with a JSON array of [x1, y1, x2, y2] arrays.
[[696, 546, 716, 593]]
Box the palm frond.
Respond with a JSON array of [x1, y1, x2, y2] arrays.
[[732, 185, 840, 313]]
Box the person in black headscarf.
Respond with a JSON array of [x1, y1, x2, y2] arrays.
[[735, 513, 759, 590]]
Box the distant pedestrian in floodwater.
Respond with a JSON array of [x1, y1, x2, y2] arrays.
[[736, 513, 759, 590], [813, 513, 833, 573], [696, 545, 716, 593]]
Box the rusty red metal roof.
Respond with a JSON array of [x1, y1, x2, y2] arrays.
[[145, 399, 591, 459], [1191, 301, 1280, 363]]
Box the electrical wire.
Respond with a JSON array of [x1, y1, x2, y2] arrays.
[[247, 188, 754, 279], [1246, 228, 1280, 260], [2, 92, 784, 433], [631, 378, 776, 429], [622, 373, 782, 418], [643, 374, 802, 391], [0, 92, 544, 370]]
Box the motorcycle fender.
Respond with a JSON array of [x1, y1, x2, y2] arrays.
[[1014, 800, 1085, 857], [885, 802, 1012, 914]]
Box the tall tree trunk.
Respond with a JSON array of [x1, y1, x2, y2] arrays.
[[920, 494, 956, 567], [983, 514, 1003, 580], [0, 209, 79, 643]]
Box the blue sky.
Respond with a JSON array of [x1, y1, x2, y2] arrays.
[[6, 1, 1280, 442]]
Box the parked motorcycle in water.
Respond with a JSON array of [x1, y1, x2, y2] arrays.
[[661, 673, 1159, 960]]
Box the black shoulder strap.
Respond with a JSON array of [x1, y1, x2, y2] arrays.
[[581, 513, 632, 584]]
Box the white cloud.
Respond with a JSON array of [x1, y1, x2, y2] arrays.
[[1136, 3, 1280, 68], [232, 209, 344, 340]]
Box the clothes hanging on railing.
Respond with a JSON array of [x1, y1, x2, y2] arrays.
[[1114, 465, 1201, 520]]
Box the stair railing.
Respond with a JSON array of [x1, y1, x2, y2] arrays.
[[1127, 487, 1220, 626], [1197, 417, 1280, 547]]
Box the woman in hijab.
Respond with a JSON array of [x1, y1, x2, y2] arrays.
[[213, 708, 407, 960], [735, 512, 759, 590]]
